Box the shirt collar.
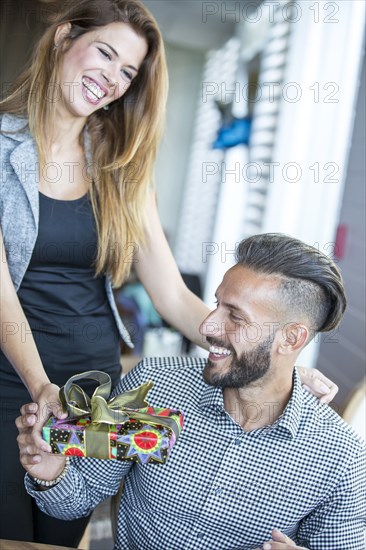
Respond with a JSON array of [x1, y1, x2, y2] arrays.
[[199, 383, 225, 412], [198, 367, 304, 438], [266, 368, 304, 439]]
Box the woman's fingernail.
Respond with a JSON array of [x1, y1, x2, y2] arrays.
[[263, 544, 271, 550], [320, 384, 330, 394]]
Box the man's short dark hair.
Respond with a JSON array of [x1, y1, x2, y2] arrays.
[[235, 233, 347, 333]]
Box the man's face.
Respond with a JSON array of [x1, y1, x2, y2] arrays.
[[200, 265, 283, 389]]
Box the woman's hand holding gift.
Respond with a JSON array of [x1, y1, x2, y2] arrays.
[[30, 383, 68, 449]]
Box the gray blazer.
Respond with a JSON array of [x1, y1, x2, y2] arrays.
[[0, 113, 133, 347]]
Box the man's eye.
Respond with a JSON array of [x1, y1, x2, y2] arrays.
[[230, 313, 242, 322], [98, 48, 111, 60]]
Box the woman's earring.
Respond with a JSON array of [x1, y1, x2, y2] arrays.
[[103, 104, 110, 111]]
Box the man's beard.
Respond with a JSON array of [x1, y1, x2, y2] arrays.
[[203, 336, 273, 389]]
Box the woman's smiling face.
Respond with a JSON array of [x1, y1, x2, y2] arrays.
[[55, 21, 148, 118]]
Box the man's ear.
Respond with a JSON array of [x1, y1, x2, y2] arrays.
[[278, 323, 309, 355], [54, 22, 72, 48]]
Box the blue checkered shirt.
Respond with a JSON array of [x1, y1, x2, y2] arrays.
[[26, 357, 366, 549]]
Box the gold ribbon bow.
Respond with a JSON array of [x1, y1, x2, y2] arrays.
[[59, 371, 181, 460]]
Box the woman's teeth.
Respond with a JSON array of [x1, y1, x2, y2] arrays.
[[209, 345, 231, 356], [82, 77, 106, 100]]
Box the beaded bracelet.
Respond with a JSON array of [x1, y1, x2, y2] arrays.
[[31, 456, 71, 487]]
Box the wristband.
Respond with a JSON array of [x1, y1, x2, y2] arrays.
[[31, 456, 71, 487]]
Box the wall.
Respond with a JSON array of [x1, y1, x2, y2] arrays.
[[0, 0, 45, 91], [316, 54, 366, 409], [261, 0, 365, 370], [154, 43, 205, 247]]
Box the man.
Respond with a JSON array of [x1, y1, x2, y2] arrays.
[[17, 233, 366, 549]]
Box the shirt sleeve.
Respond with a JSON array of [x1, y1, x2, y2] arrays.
[[24, 360, 148, 521], [297, 444, 366, 549]]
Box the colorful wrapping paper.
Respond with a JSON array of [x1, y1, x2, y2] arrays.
[[42, 370, 184, 463]]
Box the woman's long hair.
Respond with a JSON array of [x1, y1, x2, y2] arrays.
[[0, 0, 168, 286]]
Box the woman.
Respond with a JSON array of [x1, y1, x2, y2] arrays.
[[0, 0, 337, 546]]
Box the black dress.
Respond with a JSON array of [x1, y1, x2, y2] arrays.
[[0, 192, 121, 545]]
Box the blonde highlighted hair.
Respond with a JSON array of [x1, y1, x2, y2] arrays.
[[0, 0, 168, 286]]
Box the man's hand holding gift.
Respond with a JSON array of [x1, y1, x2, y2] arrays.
[[16, 402, 66, 485], [17, 370, 184, 481]]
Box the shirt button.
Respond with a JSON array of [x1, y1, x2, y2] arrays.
[[235, 438, 242, 445], [214, 486, 223, 496], [197, 532, 205, 539]]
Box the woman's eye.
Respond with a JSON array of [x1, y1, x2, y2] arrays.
[[98, 48, 111, 60], [121, 69, 133, 81]]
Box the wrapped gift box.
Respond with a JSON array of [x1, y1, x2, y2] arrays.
[[43, 406, 183, 464]]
